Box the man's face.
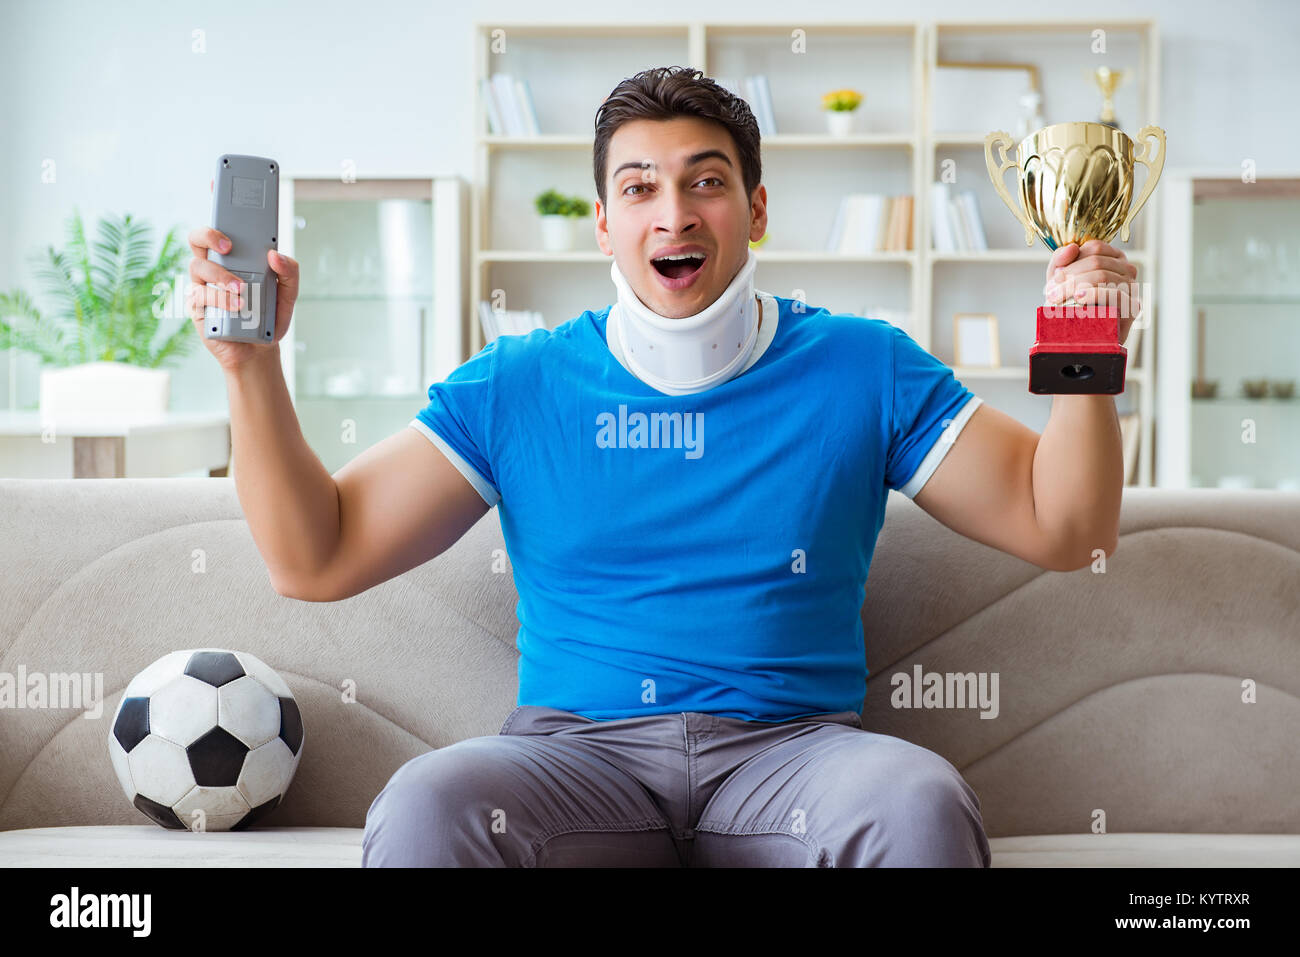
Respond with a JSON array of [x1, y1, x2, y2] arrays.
[[595, 116, 767, 319]]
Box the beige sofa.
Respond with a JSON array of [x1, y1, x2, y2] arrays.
[[1, 477, 1297, 867]]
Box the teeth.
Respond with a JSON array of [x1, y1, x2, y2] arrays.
[[653, 253, 704, 262]]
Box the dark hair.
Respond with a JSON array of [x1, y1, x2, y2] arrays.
[[593, 65, 761, 208]]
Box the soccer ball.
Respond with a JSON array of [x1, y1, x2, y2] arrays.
[[108, 648, 304, 831]]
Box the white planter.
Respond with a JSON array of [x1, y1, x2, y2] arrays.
[[825, 111, 856, 137], [39, 361, 170, 421], [539, 215, 578, 252]]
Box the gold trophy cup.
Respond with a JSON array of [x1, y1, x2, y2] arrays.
[[1093, 67, 1124, 128], [984, 121, 1165, 394]]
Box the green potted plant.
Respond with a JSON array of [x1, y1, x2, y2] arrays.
[[534, 188, 592, 252], [0, 209, 193, 418], [821, 88, 864, 137]]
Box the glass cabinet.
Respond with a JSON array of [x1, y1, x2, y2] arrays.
[[275, 176, 467, 475], [1157, 174, 1300, 490]]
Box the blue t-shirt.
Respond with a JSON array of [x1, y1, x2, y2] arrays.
[[410, 293, 981, 722]]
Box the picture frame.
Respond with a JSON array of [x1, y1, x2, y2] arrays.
[[932, 60, 1042, 135], [953, 312, 1001, 368]]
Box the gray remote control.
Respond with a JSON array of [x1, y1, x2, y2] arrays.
[[204, 154, 279, 342]]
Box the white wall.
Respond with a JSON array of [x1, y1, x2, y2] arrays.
[[3, 0, 1298, 413]]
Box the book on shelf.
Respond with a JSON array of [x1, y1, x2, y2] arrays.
[[756, 75, 775, 135], [883, 198, 902, 251], [484, 72, 540, 136], [957, 192, 987, 252], [479, 301, 545, 342], [713, 75, 775, 134], [930, 183, 957, 252], [734, 75, 775, 135], [824, 196, 846, 252], [949, 197, 972, 250], [827, 194, 881, 253], [488, 73, 520, 134], [514, 77, 540, 135], [480, 77, 504, 136], [826, 194, 913, 253], [930, 184, 988, 252], [891, 196, 914, 251]]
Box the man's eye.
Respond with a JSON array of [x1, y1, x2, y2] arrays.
[[623, 178, 721, 196]]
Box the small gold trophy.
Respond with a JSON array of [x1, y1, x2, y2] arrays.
[[1093, 67, 1123, 129], [984, 121, 1165, 395]]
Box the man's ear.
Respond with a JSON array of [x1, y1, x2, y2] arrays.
[[748, 184, 768, 244], [595, 199, 612, 256]]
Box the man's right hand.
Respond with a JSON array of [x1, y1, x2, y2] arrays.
[[187, 183, 300, 373]]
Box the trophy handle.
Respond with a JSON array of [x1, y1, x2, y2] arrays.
[[984, 130, 1037, 247], [1120, 125, 1166, 243]]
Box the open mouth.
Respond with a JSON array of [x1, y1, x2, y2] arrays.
[[651, 253, 707, 282]]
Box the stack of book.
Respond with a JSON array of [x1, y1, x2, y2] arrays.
[[481, 73, 541, 136], [930, 184, 989, 252], [714, 76, 776, 135], [826, 194, 914, 253], [479, 301, 546, 342]]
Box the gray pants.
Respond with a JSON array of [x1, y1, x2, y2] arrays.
[[362, 705, 991, 867]]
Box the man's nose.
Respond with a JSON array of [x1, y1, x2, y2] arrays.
[[655, 190, 701, 233]]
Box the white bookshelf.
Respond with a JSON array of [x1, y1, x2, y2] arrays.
[[923, 19, 1159, 487], [472, 18, 1160, 485]]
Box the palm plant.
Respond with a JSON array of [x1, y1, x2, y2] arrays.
[[0, 209, 194, 369]]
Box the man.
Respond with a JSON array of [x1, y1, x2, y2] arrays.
[[189, 66, 1136, 867]]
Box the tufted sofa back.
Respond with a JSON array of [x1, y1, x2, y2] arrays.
[[1, 478, 1296, 837]]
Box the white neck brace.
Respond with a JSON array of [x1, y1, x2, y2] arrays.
[[609, 247, 759, 395]]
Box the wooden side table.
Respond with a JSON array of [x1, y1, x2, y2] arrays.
[[0, 411, 232, 478]]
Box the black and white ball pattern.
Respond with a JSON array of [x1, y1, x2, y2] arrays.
[[108, 648, 304, 831]]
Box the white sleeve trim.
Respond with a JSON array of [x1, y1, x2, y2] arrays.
[[407, 418, 501, 508], [896, 395, 984, 499]]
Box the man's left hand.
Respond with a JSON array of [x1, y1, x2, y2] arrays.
[[1044, 239, 1141, 346]]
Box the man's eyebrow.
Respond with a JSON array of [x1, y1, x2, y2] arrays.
[[610, 150, 734, 181]]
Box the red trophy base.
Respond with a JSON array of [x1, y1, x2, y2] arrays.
[[1028, 304, 1127, 395]]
